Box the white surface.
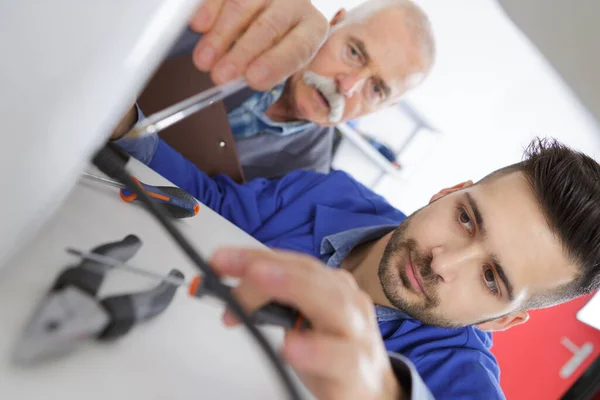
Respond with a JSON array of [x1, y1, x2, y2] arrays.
[[577, 292, 600, 332], [335, 124, 404, 179], [0, 158, 310, 399], [498, 0, 600, 125], [332, 135, 387, 187], [0, 0, 201, 271], [356, 106, 416, 151]]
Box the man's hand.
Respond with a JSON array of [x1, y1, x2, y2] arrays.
[[110, 105, 138, 141], [189, 0, 329, 91], [210, 248, 404, 400]]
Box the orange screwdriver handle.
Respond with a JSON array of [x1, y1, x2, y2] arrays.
[[120, 177, 200, 219]]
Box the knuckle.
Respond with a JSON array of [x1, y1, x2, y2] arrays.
[[313, 10, 329, 32], [293, 31, 325, 67], [226, 0, 250, 14], [230, 41, 257, 63], [334, 269, 359, 289], [297, 0, 316, 11], [256, 14, 289, 41], [298, 253, 325, 272], [302, 4, 328, 34], [357, 291, 375, 314], [297, 36, 318, 60]]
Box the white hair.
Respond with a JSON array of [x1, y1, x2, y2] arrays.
[[335, 0, 436, 76]]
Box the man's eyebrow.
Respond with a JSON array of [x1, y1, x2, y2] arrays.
[[378, 79, 392, 98], [349, 36, 370, 62], [491, 254, 515, 302], [465, 193, 484, 234], [349, 36, 391, 99], [465, 192, 515, 302]]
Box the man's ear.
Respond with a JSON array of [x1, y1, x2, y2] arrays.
[[429, 180, 473, 204], [476, 311, 530, 332], [330, 9, 347, 27]]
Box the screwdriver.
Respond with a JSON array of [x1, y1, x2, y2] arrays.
[[66, 248, 310, 330], [82, 172, 200, 219]]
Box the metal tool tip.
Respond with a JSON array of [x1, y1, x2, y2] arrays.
[[65, 248, 81, 256]]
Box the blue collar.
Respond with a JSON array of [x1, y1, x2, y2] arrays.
[[319, 224, 414, 322], [320, 224, 397, 268], [311, 205, 406, 252], [228, 82, 314, 137]]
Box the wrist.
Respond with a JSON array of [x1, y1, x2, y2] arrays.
[[110, 105, 138, 141]]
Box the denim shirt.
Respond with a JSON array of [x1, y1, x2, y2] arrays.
[[227, 83, 314, 138], [320, 224, 415, 322]]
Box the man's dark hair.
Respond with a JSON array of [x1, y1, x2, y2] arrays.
[[485, 138, 600, 308]]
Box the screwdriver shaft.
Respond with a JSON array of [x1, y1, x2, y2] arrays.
[[66, 248, 190, 288], [81, 172, 125, 189], [128, 78, 247, 137]]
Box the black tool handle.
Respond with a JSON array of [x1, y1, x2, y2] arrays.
[[155, 186, 199, 219], [121, 184, 200, 219], [192, 275, 311, 331], [54, 235, 142, 296], [252, 303, 311, 330], [98, 269, 183, 340]]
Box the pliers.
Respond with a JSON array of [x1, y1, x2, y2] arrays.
[[13, 234, 182, 364]]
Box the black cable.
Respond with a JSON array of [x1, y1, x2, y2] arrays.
[[92, 145, 303, 400]]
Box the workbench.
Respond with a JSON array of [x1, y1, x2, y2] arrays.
[[0, 156, 309, 399]]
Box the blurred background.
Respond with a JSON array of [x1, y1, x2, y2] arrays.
[[312, 0, 600, 399], [315, 0, 600, 214]]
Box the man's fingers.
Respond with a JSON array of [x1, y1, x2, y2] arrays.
[[282, 331, 355, 381], [244, 10, 329, 90], [221, 280, 270, 326], [210, 247, 250, 277], [189, 0, 223, 32], [283, 331, 398, 400], [193, 0, 263, 72], [241, 258, 362, 336], [210, 248, 369, 335], [211, 0, 301, 86], [211, 247, 277, 327]]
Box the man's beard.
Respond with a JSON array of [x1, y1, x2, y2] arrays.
[[378, 216, 462, 328]]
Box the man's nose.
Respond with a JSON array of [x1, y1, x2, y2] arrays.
[[335, 72, 368, 98], [430, 245, 485, 283]]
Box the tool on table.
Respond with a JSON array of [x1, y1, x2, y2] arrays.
[[13, 235, 182, 364], [127, 77, 248, 138], [66, 248, 310, 331], [81, 172, 200, 219]]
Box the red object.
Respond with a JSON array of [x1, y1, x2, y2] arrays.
[[492, 293, 600, 399]]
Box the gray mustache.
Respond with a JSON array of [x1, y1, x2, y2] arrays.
[[302, 71, 345, 123]]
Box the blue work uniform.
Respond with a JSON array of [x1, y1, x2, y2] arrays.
[[117, 135, 504, 400]]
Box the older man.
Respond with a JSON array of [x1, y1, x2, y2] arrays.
[[117, 0, 435, 180]]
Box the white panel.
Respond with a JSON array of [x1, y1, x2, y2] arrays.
[[355, 106, 416, 151], [577, 292, 600, 332], [0, 0, 200, 271], [332, 138, 384, 187]]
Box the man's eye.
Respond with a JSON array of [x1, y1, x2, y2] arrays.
[[372, 82, 382, 96], [483, 266, 500, 295], [458, 208, 473, 232]]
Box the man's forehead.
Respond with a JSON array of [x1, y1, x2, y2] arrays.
[[472, 172, 576, 293]]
